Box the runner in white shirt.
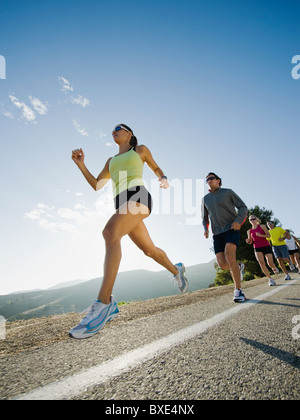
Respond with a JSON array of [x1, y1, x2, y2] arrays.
[[285, 229, 300, 274]]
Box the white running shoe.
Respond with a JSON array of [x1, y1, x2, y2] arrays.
[[69, 296, 119, 339], [268, 278, 276, 286], [273, 267, 280, 275], [238, 263, 245, 281], [289, 263, 295, 271], [284, 274, 291, 281], [233, 289, 246, 303], [174, 263, 189, 293]]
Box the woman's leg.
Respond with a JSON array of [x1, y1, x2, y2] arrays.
[[291, 252, 300, 271], [255, 251, 271, 278], [98, 202, 149, 303], [128, 220, 178, 275], [265, 253, 277, 272]]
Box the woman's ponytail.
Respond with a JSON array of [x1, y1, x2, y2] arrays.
[[119, 123, 138, 147], [130, 134, 138, 148]]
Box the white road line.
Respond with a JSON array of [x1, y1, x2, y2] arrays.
[[13, 279, 299, 400]]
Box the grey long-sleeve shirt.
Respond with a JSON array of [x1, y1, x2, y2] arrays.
[[202, 187, 248, 236]]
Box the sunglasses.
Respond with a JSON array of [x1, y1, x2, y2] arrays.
[[250, 218, 256, 221], [112, 125, 131, 134], [206, 176, 216, 182]]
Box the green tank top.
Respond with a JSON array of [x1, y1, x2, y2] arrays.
[[109, 147, 144, 197]]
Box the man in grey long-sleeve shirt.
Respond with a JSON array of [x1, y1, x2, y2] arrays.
[[202, 172, 248, 302]]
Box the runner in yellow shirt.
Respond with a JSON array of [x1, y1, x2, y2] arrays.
[[267, 222, 294, 280]]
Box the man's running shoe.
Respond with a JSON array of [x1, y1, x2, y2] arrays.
[[69, 296, 119, 339], [174, 263, 188, 293], [289, 263, 295, 271], [273, 267, 280, 275], [233, 289, 246, 303], [268, 278, 276, 286], [238, 263, 245, 281], [284, 274, 291, 281]]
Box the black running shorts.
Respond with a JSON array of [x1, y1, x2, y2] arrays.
[[114, 185, 153, 214], [213, 229, 240, 254]]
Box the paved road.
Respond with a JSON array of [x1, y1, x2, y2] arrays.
[[1, 277, 299, 400]]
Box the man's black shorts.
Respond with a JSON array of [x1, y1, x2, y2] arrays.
[[213, 229, 240, 254]]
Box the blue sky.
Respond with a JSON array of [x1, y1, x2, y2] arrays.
[[0, 0, 299, 295]]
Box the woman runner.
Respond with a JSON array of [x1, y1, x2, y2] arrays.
[[69, 124, 188, 339], [246, 215, 278, 286]]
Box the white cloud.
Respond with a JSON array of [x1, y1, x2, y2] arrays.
[[95, 191, 114, 216], [37, 203, 55, 212], [58, 76, 74, 93], [9, 94, 36, 123], [0, 106, 14, 120], [73, 118, 89, 136], [74, 203, 86, 210], [71, 95, 90, 107], [57, 207, 82, 222], [58, 76, 90, 109], [24, 203, 80, 236], [29, 96, 48, 115], [24, 190, 114, 241], [4, 95, 47, 124], [38, 218, 60, 233], [24, 209, 44, 221], [24, 203, 55, 221], [58, 76, 91, 136]]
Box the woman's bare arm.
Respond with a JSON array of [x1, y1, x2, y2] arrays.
[[72, 148, 111, 191]]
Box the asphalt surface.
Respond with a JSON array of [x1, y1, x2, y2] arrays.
[[1, 276, 299, 400]]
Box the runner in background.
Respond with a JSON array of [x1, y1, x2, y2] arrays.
[[246, 215, 278, 286], [285, 229, 300, 274], [202, 172, 248, 302], [266, 222, 295, 281]]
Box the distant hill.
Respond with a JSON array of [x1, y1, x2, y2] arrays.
[[0, 260, 216, 321]]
